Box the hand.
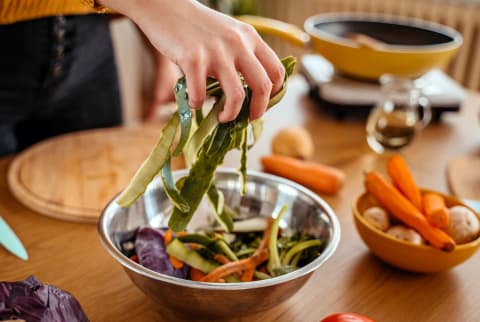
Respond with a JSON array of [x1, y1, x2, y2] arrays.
[[99, 0, 285, 122], [145, 50, 182, 121]]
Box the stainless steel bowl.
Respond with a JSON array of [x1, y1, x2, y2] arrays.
[[98, 168, 340, 319]]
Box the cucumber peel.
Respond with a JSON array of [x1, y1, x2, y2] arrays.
[[116, 114, 179, 207], [172, 77, 192, 156], [117, 56, 297, 232], [161, 156, 190, 212]]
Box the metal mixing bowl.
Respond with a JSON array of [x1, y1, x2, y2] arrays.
[[98, 168, 340, 319]]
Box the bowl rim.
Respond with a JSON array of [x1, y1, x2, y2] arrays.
[[304, 12, 463, 53], [98, 168, 341, 290], [353, 190, 480, 251]]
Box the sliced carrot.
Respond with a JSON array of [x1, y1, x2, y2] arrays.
[[257, 217, 274, 251], [365, 171, 455, 252], [202, 249, 269, 282], [164, 229, 184, 269], [177, 231, 187, 237], [387, 155, 423, 211], [169, 255, 184, 269], [130, 255, 138, 263], [240, 267, 255, 282], [261, 155, 345, 194], [190, 267, 206, 281], [202, 219, 273, 282], [423, 192, 450, 229], [214, 254, 231, 265], [164, 229, 173, 245]]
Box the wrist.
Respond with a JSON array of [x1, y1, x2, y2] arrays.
[[97, 0, 144, 14], [102, 0, 199, 22], [80, 0, 111, 13]]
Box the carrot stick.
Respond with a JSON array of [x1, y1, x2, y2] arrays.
[[423, 192, 450, 229], [202, 219, 273, 282], [387, 155, 423, 211], [261, 155, 345, 194], [169, 255, 185, 269], [190, 267, 206, 281], [177, 231, 188, 237], [202, 249, 269, 282], [240, 267, 255, 282], [258, 217, 274, 251], [365, 171, 455, 252], [164, 229, 173, 244], [164, 229, 184, 269], [214, 254, 231, 265]]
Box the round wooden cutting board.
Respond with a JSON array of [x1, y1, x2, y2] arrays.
[[7, 126, 185, 223]]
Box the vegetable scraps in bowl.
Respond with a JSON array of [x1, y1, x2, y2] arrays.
[[116, 206, 326, 283], [116, 56, 297, 232]]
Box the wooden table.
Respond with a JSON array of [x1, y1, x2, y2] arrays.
[[1, 76, 479, 322]]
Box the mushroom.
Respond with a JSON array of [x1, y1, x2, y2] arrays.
[[386, 225, 424, 245], [443, 206, 480, 244], [363, 206, 390, 232], [271, 126, 314, 160]]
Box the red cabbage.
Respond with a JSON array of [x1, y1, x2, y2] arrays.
[[135, 227, 189, 278], [0, 276, 89, 322]]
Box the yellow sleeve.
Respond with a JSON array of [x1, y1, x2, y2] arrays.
[[0, 0, 97, 24]]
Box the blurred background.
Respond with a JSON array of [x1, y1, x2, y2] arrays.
[[110, 0, 480, 124]]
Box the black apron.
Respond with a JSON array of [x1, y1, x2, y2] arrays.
[[0, 14, 122, 156]]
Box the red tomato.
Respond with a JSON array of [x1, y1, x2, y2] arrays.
[[321, 312, 375, 322]]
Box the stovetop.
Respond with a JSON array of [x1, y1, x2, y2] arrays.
[[300, 54, 465, 121]]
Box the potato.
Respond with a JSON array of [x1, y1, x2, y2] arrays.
[[363, 207, 390, 232], [271, 126, 314, 160], [443, 206, 480, 244], [387, 225, 424, 245]]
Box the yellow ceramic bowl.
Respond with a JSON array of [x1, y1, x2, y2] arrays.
[[353, 191, 480, 273], [238, 13, 463, 80]]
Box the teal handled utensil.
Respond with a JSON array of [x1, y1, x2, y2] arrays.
[[0, 216, 28, 260]]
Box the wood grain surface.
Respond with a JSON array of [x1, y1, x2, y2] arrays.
[[7, 126, 185, 223], [0, 76, 479, 322], [447, 155, 480, 200]]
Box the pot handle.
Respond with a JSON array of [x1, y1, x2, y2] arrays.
[[236, 15, 310, 48]]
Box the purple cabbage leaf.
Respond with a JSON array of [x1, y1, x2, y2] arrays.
[[0, 275, 89, 322], [135, 227, 189, 279]]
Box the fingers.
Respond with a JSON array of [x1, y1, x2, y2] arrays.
[[214, 64, 245, 123], [181, 57, 207, 109], [145, 53, 180, 121], [237, 55, 272, 120], [254, 41, 286, 96], [176, 22, 284, 122]]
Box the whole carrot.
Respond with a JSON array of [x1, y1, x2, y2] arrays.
[[365, 171, 455, 252], [387, 155, 423, 211], [423, 192, 450, 229], [261, 155, 345, 194]]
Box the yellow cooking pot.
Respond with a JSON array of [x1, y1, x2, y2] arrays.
[[237, 13, 463, 80]]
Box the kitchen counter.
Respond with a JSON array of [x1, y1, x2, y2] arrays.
[[1, 76, 479, 322]]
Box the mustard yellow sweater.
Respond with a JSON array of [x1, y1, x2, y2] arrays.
[[0, 0, 99, 24]]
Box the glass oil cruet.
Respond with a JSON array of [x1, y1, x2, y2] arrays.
[[366, 74, 432, 154]]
